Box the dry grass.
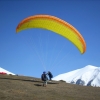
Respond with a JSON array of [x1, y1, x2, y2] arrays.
[[0, 74, 100, 100]]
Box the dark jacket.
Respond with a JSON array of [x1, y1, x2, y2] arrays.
[[41, 73, 48, 81], [48, 71, 53, 78]]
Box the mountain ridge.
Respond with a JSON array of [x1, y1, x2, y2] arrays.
[[53, 65, 100, 87], [0, 67, 15, 75]]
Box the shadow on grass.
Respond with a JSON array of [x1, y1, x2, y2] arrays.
[[34, 84, 42, 86], [47, 82, 59, 84], [34, 82, 59, 87]]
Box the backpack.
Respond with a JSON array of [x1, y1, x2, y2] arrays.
[[51, 74, 53, 78], [48, 72, 53, 78], [41, 74, 48, 81]]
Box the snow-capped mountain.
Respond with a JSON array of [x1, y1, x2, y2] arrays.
[[53, 65, 100, 87], [0, 67, 15, 75]]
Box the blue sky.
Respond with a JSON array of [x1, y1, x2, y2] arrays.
[[0, 0, 100, 78]]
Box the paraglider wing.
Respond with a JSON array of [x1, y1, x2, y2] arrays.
[[16, 15, 86, 54]]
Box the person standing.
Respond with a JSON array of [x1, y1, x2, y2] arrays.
[[41, 71, 48, 87], [47, 71, 53, 81]]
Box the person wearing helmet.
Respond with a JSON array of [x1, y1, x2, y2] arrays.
[[41, 71, 48, 87]]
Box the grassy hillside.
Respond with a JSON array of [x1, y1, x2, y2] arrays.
[[0, 74, 100, 100]]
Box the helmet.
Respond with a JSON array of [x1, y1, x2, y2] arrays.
[[43, 71, 46, 74]]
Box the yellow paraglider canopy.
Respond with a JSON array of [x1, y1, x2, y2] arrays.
[[16, 14, 86, 54]]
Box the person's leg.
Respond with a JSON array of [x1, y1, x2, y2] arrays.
[[50, 77, 51, 80], [43, 81, 45, 86], [46, 80, 47, 85]]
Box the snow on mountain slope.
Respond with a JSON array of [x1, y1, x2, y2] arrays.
[[0, 67, 15, 75], [53, 65, 100, 87]]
